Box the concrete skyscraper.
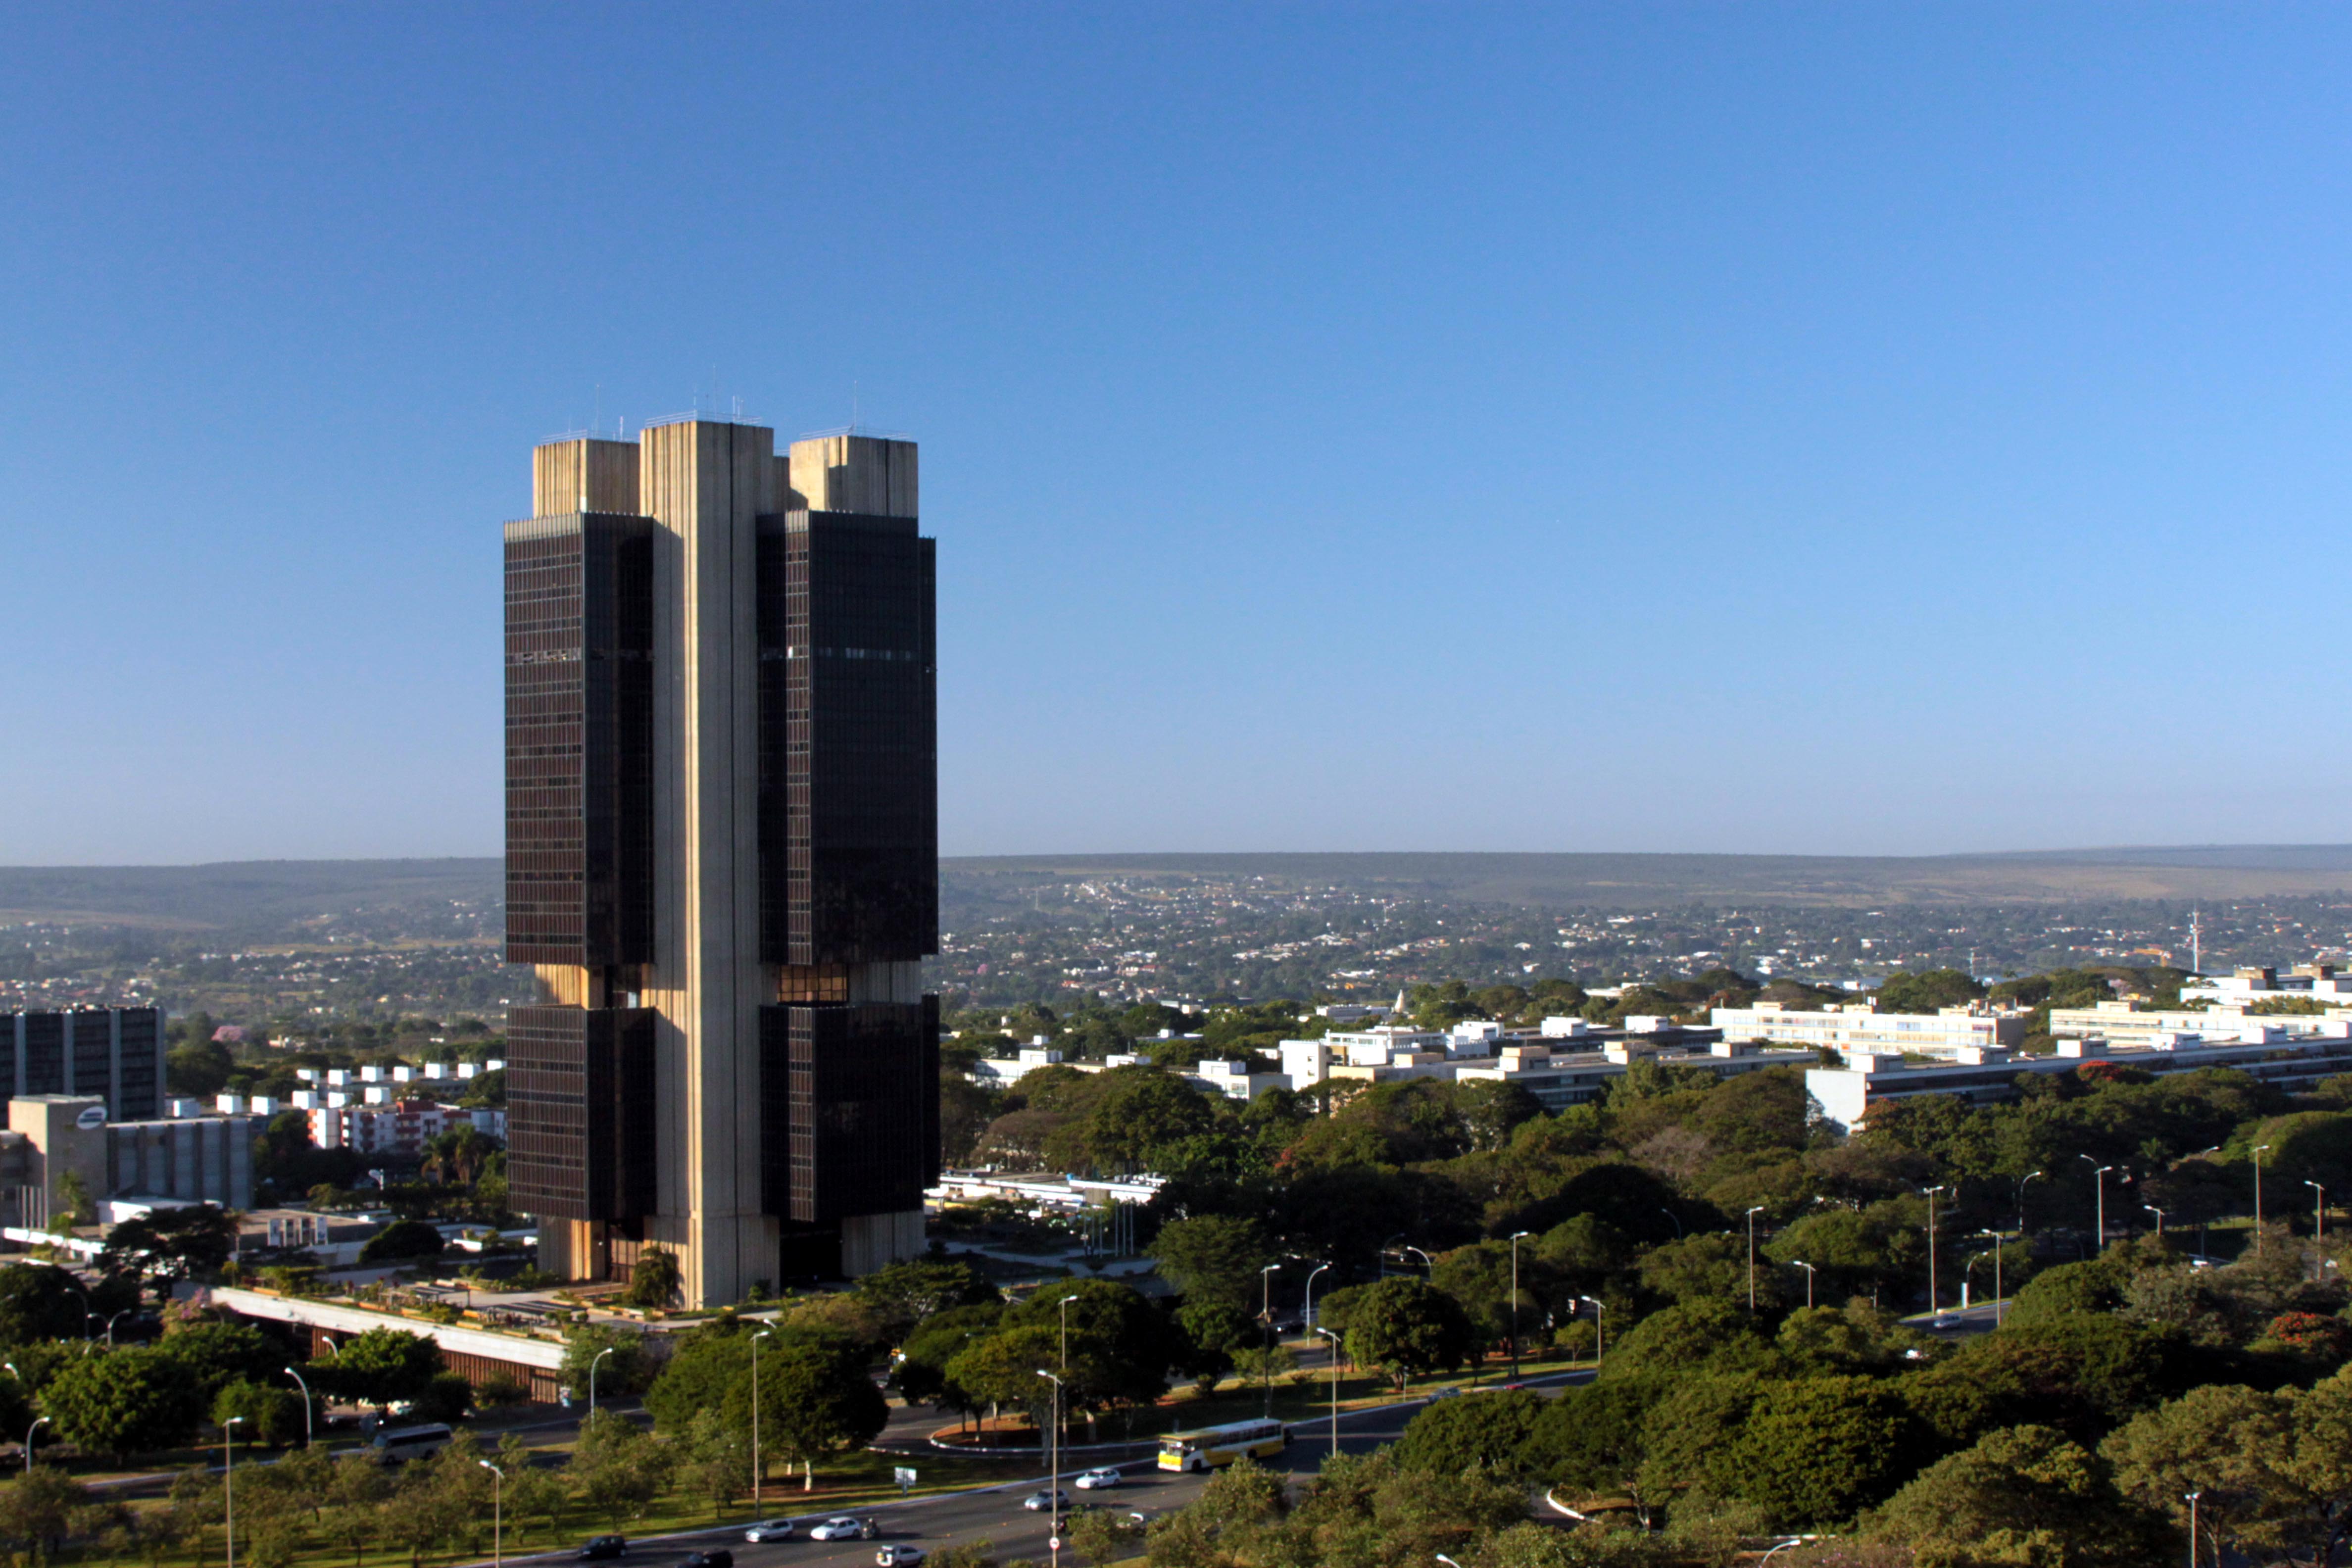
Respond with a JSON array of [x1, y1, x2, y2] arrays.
[[503, 417, 938, 1306]]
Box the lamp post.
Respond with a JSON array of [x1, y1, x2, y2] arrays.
[[2079, 1158, 2115, 1253], [1922, 1186, 1949, 1315], [2255, 1145, 2272, 1253], [1302, 1262, 1331, 1331], [223, 1415, 245, 1568], [282, 1366, 314, 1447], [1401, 1245, 1433, 1273], [2185, 1490, 2201, 1568], [479, 1461, 504, 1568], [1315, 1328, 1343, 1458], [2017, 1171, 2044, 1232], [2308, 1180, 2328, 1244], [587, 1346, 614, 1420], [1744, 1208, 1765, 1311], [1035, 1370, 1065, 1568], [2145, 1205, 2167, 1239], [1658, 1208, 1683, 1239], [1057, 1294, 1081, 1442], [21, 1416, 44, 1473], [1436, 1555, 1464, 1568], [1792, 1261, 1816, 1310], [1258, 1266, 1281, 1416], [100, 1310, 128, 1347], [1508, 1231, 1531, 1376], [750, 1327, 773, 1510], [1577, 1296, 1605, 1371], [1976, 1231, 2007, 1324]]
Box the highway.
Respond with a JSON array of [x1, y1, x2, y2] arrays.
[[496, 1372, 1591, 1568]]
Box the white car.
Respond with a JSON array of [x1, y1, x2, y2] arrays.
[[1073, 1469, 1122, 1491], [1021, 1490, 1070, 1513], [743, 1522, 797, 1544], [875, 1549, 925, 1568], [809, 1519, 878, 1542]]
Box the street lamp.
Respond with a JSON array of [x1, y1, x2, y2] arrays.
[[99, 1310, 128, 1347], [2016, 1171, 2044, 1232], [2308, 1180, 2328, 1244], [587, 1346, 615, 1419], [21, 1416, 44, 1473], [2254, 1145, 2272, 1253], [1577, 1296, 1605, 1371], [1258, 1266, 1281, 1416], [1315, 1328, 1343, 1458], [282, 1366, 313, 1447], [1791, 1261, 1816, 1310], [1302, 1262, 1331, 1331], [1436, 1555, 1464, 1568], [1976, 1231, 2008, 1324], [2145, 1205, 2167, 1239], [1921, 1186, 1950, 1315], [223, 1415, 245, 1568], [1057, 1294, 1082, 1446], [2078, 1158, 2115, 1253], [1508, 1231, 1531, 1376], [1035, 1370, 1066, 1568], [2185, 1490, 2201, 1568], [479, 1461, 504, 1568], [750, 1328, 773, 1509], [1658, 1208, 1683, 1239], [1744, 1208, 1765, 1311]]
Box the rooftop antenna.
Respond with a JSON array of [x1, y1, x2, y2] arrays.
[[2191, 907, 2203, 974]]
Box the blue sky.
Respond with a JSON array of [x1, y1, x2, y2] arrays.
[[4, 5, 2351, 863]]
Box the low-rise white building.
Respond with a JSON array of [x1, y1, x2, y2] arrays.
[[1807, 1028, 2352, 1130], [1187, 1060, 1290, 1100], [307, 1100, 504, 1156], [2182, 964, 2352, 1006], [1710, 1000, 2025, 1059]]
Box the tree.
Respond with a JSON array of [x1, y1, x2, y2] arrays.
[[569, 1414, 672, 1531], [1865, 1423, 2167, 1568], [0, 1466, 90, 1560], [100, 1205, 239, 1286], [1173, 1300, 1253, 1393], [1149, 1215, 1275, 1311], [1396, 1388, 1546, 1477], [321, 1328, 443, 1409], [421, 1126, 499, 1186], [0, 1264, 97, 1345], [727, 1330, 886, 1490], [356, 1220, 445, 1267], [41, 1349, 205, 1460], [681, 1406, 751, 1515], [1728, 1375, 1924, 1527], [854, 1259, 998, 1344], [561, 1323, 650, 1402], [1527, 1377, 1667, 1521], [2102, 1383, 2313, 1564], [995, 1279, 1177, 1424], [212, 1380, 306, 1447], [626, 1247, 682, 1309], [888, 1303, 1002, 1409], [155, 1323, 284, 1401], [1343, 1277, 1475, 1392]]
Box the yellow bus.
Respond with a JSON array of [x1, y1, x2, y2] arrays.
[[1158, 1418, 1288, 1472]]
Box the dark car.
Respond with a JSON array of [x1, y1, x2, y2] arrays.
[[578, 1539, 628, 1561], [681, 1552, 734, 1568]]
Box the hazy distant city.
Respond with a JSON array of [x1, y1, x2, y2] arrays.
[[8, 856, 2352, 1029]]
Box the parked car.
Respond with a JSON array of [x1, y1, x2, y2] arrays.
[[809, 1519, 879, 1542], [743, 1521, 797, 1544], [875, 1548, 926, 1567], [1022, 1490, 1071, 1513], [577, 1538, 628, 1561], [681, 1552, 733, 1568], [1074, 1469, 1122, 1491]]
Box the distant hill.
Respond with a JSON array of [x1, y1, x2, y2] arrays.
[[2, 846, 2351, 937]]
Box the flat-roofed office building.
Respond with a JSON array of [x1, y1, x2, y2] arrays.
[[503, 419, 938, 1305], [0, 1009, 165, 1123]]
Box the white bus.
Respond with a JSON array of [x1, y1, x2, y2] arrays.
[[1157, 1418, 1287, 1472], [371, 1423, 453, 1463]]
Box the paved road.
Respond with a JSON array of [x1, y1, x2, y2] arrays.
[[493, 1372, 1594, 1568]]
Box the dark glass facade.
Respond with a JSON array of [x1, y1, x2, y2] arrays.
[[0, 1008, 165, 1121], [506, 1005, 656, 1223], [760, 998, 940, 1225], [504, 514, 655, 968], [758, 511, 938, 967]]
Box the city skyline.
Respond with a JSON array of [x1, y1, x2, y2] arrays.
[[9, 9, 2352, 862]]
